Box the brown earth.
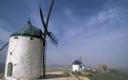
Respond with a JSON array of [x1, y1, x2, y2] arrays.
[[45, 71, 90, 80]]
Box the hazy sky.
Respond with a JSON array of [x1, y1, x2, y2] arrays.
[[0, 0, 128, 68]]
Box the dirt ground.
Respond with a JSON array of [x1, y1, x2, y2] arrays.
[[47, 76, 89, 80], [45, 71, 90, 80], [0, 71, 90, 80]]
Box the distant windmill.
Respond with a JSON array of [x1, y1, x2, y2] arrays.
[[0, 0, 58, 79]]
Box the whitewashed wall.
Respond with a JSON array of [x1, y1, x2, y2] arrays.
[[72, 65, 80, 72], [5, 36, 43, 80]]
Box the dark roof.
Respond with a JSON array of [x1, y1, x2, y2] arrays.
[[72, 60, 82, 65], [10, 21, 43, 39]]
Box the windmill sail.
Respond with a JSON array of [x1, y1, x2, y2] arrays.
[[46, 0, 55, 27], [0, 42, 9, 52], [48, 32, 58, 45], [39, 0, 58, 79]]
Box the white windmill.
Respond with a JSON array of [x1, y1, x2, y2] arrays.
[[5, 21, 43, 80], [0, 0, 58, 80]]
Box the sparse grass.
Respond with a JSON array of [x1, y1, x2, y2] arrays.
[[85, 69, 128, 80]]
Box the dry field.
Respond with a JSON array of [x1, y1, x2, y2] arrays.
[[45, 71, 90, 80], [0, 71, 90, 80]]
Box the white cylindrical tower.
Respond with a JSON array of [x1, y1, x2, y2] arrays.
[[72, 60, 82, 72], [4, 21, 43, 80]]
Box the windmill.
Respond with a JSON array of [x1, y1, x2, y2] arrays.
[[0, 0, 58, 79]]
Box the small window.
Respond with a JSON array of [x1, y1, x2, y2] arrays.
[[10, 52, 12, 55], [30, 37, 34, 40], [14, 36, 18, 39], [14, 64, 17, 66]]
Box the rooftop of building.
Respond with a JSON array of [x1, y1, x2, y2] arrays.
[[10, 21, 43, 39]]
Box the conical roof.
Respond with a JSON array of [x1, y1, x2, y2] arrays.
[[10, 21, 43, 39], [72, 60, 82, 65]]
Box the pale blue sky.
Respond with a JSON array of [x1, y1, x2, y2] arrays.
[[0, 0, 128, 68]]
